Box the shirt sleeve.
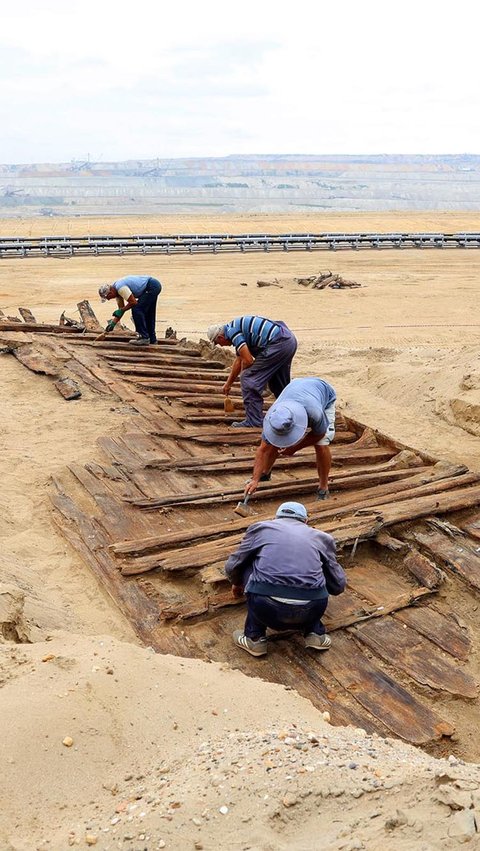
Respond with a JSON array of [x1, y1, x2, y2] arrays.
[[224, 524, 262, 585], [317, 532, 346, 595], [309, 412, 328, 436], [225, 320, 247, 353], [117, 285, 133, 300]]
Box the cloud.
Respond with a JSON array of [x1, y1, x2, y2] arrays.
[[0, 0, 479, 161]]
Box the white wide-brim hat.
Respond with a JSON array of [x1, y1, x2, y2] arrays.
[[263, 401, 308, 448]]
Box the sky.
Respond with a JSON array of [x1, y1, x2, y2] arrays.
[[0, 0, 479, 163]]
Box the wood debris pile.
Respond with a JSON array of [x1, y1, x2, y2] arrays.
[[295, 271, 361, 289]]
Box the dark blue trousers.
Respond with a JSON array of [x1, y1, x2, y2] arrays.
[[240, 324, 297, 426], [132, 278, 162, 342], [244, 593, 328, 640]]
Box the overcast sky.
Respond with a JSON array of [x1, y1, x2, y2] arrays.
[[1, 0, 478, 163]]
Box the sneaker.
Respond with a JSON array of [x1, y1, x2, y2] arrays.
[[304, 633, 332, 650], [232, 629, 268, 657], [230, 420, 258, 428], [129, 337, 150, 347], [259, 472, 271, 482], [316, 488, 330, 501]]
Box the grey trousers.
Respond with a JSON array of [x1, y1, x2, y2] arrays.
[[240, 326, 297, 426]]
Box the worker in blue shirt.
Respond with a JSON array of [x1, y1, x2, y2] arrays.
[[207, 316, 297, 427], [97, 275, 162, 346], [245, 377, 337, 500]]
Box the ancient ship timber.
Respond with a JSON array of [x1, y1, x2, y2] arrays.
[[2, 308, 480, 749], [1, 232, 480, 258]]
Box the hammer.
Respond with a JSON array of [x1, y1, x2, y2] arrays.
[[234, 493, 256, 518]]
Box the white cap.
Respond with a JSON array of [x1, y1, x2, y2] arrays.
[[207, 324, 225, 342], [98, 284, 111, 302]]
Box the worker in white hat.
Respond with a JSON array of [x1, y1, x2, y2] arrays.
[[224, 501, 346, 657], [97, 275, 162, 345]]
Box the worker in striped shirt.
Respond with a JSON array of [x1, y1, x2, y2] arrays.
[[207, 316, 297, 427]]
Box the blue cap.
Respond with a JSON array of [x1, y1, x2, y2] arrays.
[[275, 501, 308, 522]]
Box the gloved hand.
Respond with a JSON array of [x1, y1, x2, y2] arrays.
[[112, 308, 124, 319], [105, 320, 116, 333]]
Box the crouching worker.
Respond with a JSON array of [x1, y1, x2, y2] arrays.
[[224, 501, 346, 657]]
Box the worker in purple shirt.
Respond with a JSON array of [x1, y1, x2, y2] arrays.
[[97, 275, 162, 346], [245, 377, 336, 500], [225, 501, 346, 657], [207, 315, 297, 427]]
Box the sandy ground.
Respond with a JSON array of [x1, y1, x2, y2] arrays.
[[2, 211, 480, 849]]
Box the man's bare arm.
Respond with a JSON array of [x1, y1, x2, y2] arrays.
[[245, 441, 279, 495]]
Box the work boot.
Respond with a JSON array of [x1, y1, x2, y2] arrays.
[[232, 630, 267, 657], [129, 337, 150, 346], [316, 488, 330, 501], [304, 633, 332, 650]]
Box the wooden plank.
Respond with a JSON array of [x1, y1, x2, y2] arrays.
[[54, 377, 82, 400], [109, 364, 228, 381], [409, 526, 480, 591], [394, 606, 471, 660], [127, 467, 426, 510], [320, 632, 454, 743], [457, 516, 480, 542], [368, 483, 480, 529], [352, 616, 478, 698], [63, 358, 111, 394], [402, 547, 444, 589], [0, 322, 87, 334], [105, 353, 224, 368], [76, 300, 103, 332], [12, 344, 59, 376], [143, 446, 397, 473], [18, 307, 37, 323], [68, 463, 152, 541], [50, 481, 171, 647]]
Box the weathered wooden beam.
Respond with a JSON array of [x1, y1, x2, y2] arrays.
[[105, 354, 225, 369], [352, 616, 478, 698], [18, 307, 37, 323], [76, 300, 103, 332], [143, 445, 397, 473], [115, 481, 480, 576], [402, 547, 444, 589], [395, 606, 471, 660], [54, 377, 82, 400], [320, 632, 454, 744], [12, 344, 59, 376], [0, 321, 87, 334], [127, 466, 426, 510], [407, 526, 480, 592]]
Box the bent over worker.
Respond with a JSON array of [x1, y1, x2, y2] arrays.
[[207, 316, 297, 427], [245, 377, 336, 500], [225, 501, 346, 657], [98, 275, 162, 346]]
